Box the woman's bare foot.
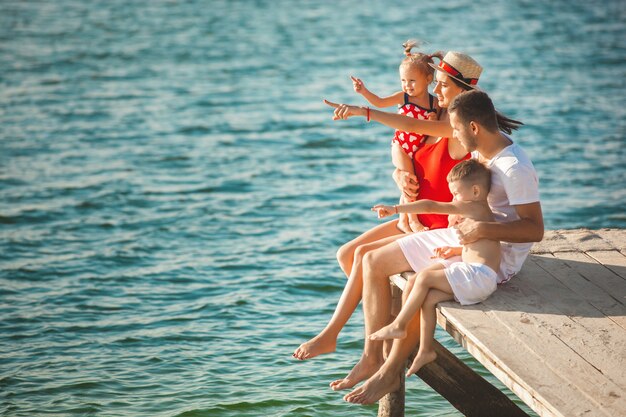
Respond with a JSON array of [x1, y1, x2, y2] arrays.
[[344, 367, 402, 404], [292, 335, 336, 360], [406, 349, 437, 376], [368, 322, 407, 341], [397, 214, 412, 234], [329, 355, 383, 391]]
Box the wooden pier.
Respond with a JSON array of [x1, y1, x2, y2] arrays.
[[381, 228, 626, 417]]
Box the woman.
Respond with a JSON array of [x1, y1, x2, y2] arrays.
[[292, 53, 520, 386]]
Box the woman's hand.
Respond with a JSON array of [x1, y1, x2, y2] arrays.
[[392, 168, 420, 200], [371, 204, 396, 219], [323, 99, 366, 120], [350, 76, 366, 94]]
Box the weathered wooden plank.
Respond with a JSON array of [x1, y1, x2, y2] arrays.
[[381, 278, 529, 417], [553, 251, 626, 305], [532, 254, 626, 330], [482, 283, 625, 416], [437, 303, 571, 417], [586, 250, 626, 279], [518, 255, 626, 382]]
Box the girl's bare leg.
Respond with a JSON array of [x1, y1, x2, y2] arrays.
[[293, 221, 405, 360], [369, 264, 451, 341], [406, 289, 454, 376], [391, 143, 416, 234]]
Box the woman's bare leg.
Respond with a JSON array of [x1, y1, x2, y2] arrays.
[[406, 289, 453, 376], [293, 221, 404, 360]]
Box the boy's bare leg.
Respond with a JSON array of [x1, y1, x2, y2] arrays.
[[369, 264, 448, 341], [330, 241, 412, 391], [293, 227, 404, 360], [406, 289, 453, 376], [391, 143, 415, 234]]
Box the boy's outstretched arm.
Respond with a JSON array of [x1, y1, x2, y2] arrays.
[[372, 199, 469, 219]]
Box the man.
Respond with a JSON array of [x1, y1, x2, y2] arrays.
[[335, 90, 544, 404]]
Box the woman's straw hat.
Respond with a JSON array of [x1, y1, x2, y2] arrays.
[[429, 51, 482, 89]]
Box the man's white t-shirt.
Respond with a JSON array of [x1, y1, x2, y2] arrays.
[[397, 136, 540, 284], [472, 137, 540, 282]]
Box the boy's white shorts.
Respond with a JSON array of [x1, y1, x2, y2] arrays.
[[443, 262, 498, 305]]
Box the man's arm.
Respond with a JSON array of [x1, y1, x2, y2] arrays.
[[455, 202, 544, 244]]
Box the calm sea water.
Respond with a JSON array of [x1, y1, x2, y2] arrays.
[[1, 1, 624, 416]]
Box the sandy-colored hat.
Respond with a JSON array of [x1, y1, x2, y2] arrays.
[[429, 51, 482, 88]]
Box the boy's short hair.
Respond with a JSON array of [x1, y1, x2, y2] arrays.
[[447, 159, 491, 192], [448, 90, 499, 133]]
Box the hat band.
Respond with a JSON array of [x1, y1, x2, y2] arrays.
[[439, 61, 478, 86]]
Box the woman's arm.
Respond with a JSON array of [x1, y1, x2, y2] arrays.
[[392, 168, 419, 200], [324, 100, 453, 138]]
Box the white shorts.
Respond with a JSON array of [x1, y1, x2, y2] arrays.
[[397, 228, 462, 271], [443, 262, 498, 305]]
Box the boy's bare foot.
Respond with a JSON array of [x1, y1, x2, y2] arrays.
[[329, 355, 382, 391], [397, 215, 412, 234], [406, 350, 437, 377], [368, 323, 407, 341], [344, 367, 402, 404], [292, 335, 336, 360]]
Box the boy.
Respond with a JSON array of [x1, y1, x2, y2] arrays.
[[369, 159, 500, 376]]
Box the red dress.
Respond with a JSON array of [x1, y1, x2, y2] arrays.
[[412, 137, 469, 230]]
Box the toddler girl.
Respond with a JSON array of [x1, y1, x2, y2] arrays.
[[351, 41, 443, 233]]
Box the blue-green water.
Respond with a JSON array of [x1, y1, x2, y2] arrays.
[[1, 1, 625, 416]]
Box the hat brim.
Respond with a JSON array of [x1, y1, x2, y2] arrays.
[[428, 62, 478, 89]]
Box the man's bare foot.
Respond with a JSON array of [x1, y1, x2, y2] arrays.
[[292, 335, 336, 360], [397, 215, 411, 234], [406, 349, 437, 376], [329, 355, 382, 391], [368, 323, 407, 341], [344, 368, 402, 404]]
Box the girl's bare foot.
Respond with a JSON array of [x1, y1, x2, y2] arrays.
[[397, 214, 412, 234], [292, 335, 336, 360], [408, 215, 428, 233], [368, 322, 407, 341], [406, 349, 437, 376]]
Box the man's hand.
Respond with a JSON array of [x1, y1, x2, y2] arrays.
[[454, 218, 482, 245]]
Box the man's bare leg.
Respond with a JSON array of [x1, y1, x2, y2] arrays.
[[330, 241, 412, 390], [406, 289, 453, 376], [345, 273, 453, 404], [369, 264, 448, 341], [344, 305, 421, 404], [293, 221, 403, 360]]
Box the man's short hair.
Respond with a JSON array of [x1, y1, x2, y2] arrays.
[[448, 90, 499, 133], [447, 159, 491, 192]]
